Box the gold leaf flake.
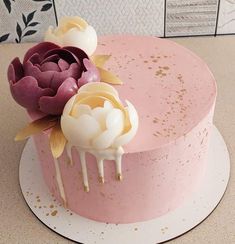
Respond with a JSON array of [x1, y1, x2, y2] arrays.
[[15, 116, 58, 141], [50, 122, 67, 158]]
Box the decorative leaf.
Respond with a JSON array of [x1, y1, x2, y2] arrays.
[[91, 55, 111, 68], [3, 0, 11, 13], [41, 3, 52, 11], [23, 30, 37, 37], [22, 14, 27, 27], [28, 22, 40, 27], [15, 116, 58, 141], [97, 67, 123, 85], [27, 11, 36, 24], [0, 33, 10, 42], [50, 122, 67, 158], [16, 23, 22, 38]]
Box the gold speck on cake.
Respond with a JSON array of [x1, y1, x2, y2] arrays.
[[98, 175, 105, 184], [84, 185, 90, 192], [116, 173, 123, 181]]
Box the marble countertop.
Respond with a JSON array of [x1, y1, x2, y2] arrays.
[[0, 36, 234, 243]]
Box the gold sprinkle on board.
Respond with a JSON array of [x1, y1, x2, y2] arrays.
[[51, 210, 58, 216]]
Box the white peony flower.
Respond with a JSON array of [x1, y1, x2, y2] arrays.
[[45, 16, 97, 56], [61, 82, 138, 150]]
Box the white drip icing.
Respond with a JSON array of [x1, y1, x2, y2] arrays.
[[66, 143, 73, 165], [78, 150, 89, 192], [65, 146, 124, 192], [97, 159, 104, 183], [54, 158, 67, 206]]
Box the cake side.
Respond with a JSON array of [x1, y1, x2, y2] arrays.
[[34, 102, 214, 223]]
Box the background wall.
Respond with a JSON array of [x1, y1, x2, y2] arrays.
[[0, 0, 235, 43]]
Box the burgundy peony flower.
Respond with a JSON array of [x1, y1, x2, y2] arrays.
[[7, 42, 100, 115]]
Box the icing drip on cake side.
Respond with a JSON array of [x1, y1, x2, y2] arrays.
[[54, 158, 67, 206], [53, 145, 124, 198]]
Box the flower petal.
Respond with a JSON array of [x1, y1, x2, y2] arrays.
[[61, 113, 101, 148], [10, 76, 54, 110], [78, 81, 119, 97], [77, 58, 100, 87], [58, 59, 70, 71], [106, 108, 124, 135], [23, 42, 60, 64], [44, 48, 78, 64], [27, 53, 41, 65], [50, 62, 81, 90], [39, 77, 78, 115], [92, 130, 116, 150], [24, 60, 54, 88], [62, 26, 97, 56], [44, 26, 63, 46], [113, 100, 139, 147], [7, 57, 24, 84], [40, 54, 60, 64], [73, 104, 91, 119], [64, 46, 89, 69], [40, 62, 60, 72], [91, 106, 110, 130]]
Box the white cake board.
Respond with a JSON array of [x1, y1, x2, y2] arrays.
[[19, 126, 230, 244]]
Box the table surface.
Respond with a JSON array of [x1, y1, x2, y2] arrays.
[[0, 36, 235, 244]]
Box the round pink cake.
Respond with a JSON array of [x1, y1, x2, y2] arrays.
[[33, 35, 216, 223]]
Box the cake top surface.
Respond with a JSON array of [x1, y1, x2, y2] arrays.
[[96, 35, 217, 153]]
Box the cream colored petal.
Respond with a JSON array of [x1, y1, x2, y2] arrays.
[[106, 108, 124, 135], [61, 114, 101, 148], [104, 100, 113, 110], [91, 106, 109, 130], [62, 25, 97, 56], [73, 104, 91, 119], [92, 130, 116, 150], [62, 95, 77, 115], [77, 82, 119, 98], [44, 26, 62, 46], [112, 100, 138, 147]]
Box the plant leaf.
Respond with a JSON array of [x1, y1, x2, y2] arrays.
[[97, 67, 123, 85], [27, 10, 36, 24], [41, 3, 52, 11], [15, 116, 58, 141], [16, 22, 22, 38], [3, 0, 11, 13], [28, 22, 40, 27], [22, 13, 27, 27], [50, 122, 67, 158], [0, 33, 10, 42], [23, 30, 37, 37], [91, 55, 111, 68]]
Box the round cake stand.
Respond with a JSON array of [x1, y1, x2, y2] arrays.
[[19, 125, 230, 244]]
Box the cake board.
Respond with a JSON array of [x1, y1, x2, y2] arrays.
[[19, 125, 230, 244]]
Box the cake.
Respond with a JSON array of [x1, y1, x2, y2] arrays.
[[8, 17, 216, 224]]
